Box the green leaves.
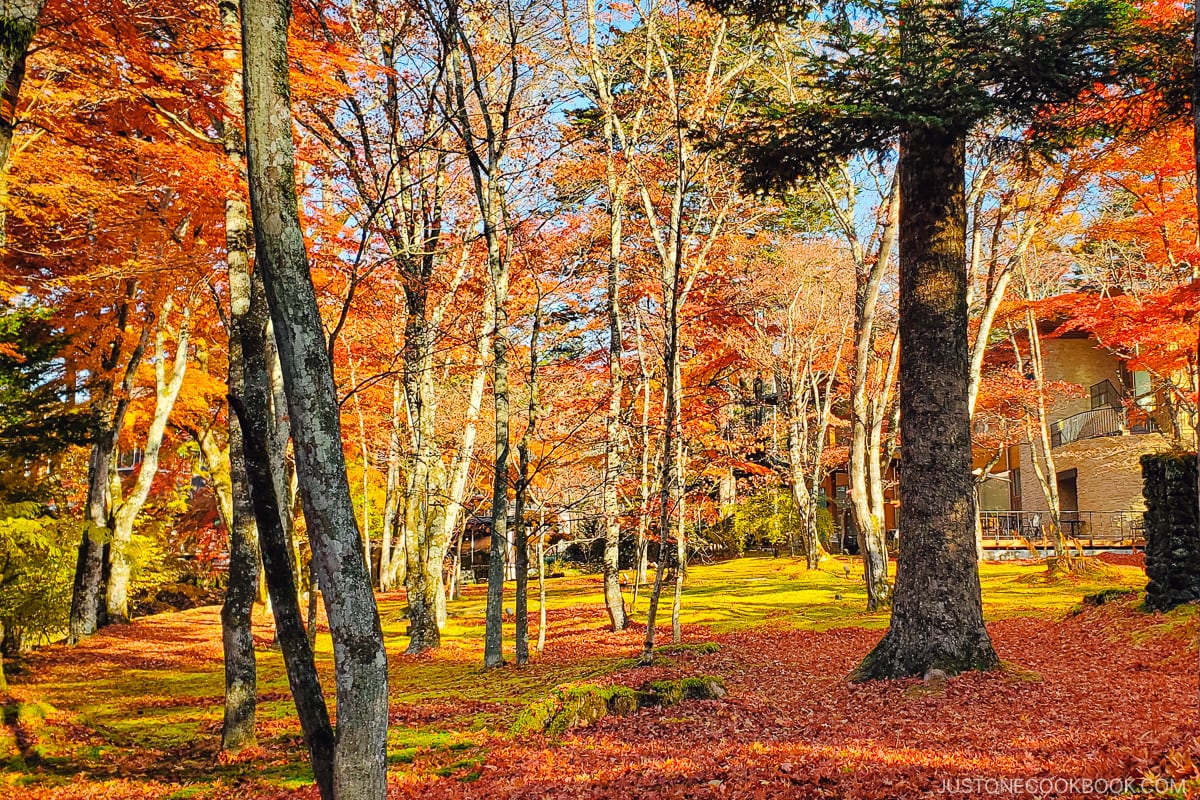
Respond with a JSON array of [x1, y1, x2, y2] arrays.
[[699, 0, 1182, 193]]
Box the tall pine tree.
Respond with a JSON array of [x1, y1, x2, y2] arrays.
[[700, 0, 1166, 679]]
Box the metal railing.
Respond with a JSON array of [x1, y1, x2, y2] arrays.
[[1050, 407, 1159, 448], [979, 510, 1144, 549]]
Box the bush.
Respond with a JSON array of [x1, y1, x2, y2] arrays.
[[815, 505, 836, 550], [1141, 453, 1200, 612], [0, 503, 80, 649]]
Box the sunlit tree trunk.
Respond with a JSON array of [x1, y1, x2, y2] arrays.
[[846, 183, 898, 612], [1014, 312, 1067, 557], [632, 311, 653, 606], [439, 18, 518, 667], [641, 126, 685, 661], [379, 374, 402, 590], [435, 288, 493, 625], [346, 353, 373, 579], [513, 295, 541, 665], [107, 302, 192, 623], [482, 195, 510, 669], [580, 0, 631, 634]]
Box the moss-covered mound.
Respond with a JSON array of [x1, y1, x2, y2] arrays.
[[511, 676, 726, 738]]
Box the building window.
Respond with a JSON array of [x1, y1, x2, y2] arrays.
[[1090, 379, 1120, 410], [1131, 370, 1155, 410]]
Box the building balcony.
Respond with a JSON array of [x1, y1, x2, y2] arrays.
[[1049, 407, 1159, 449]]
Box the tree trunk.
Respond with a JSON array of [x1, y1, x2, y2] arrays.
[[221, 197, 260, 751], [379, 375, 402, 590], [482, 195, 510, 669], [514, 297, 541, 665], [640, 238, 681, 665], [107, 304, 192, 623], [347, 353, 373, 579], [232, 269, 335, 800], [1022, 311, 1067, 556], [399, 262, 443, 654], [853, 108, 998, 680], [0, 0, 45, 172], [218, 13, 259, 742], [239, 0, 389, 796], [671, 437, 686, 644], [68, 294, 149, 643], [69, 440, 115, 643], [631, 311, 653, 610], [536, 518, 547, 654], [601, 114, 628, 634], [440, 292, 492, 589], [845, 181, 899, 612]]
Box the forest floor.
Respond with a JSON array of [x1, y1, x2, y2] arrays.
[[3, 554, 1198, 799]]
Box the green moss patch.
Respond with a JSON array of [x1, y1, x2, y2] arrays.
[[511, 676, 726, 738]]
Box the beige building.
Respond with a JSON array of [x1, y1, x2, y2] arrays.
[[979, 331, 1189, 547]]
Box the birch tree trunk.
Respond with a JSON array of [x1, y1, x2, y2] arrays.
[[846, 183, 899, 612], [379, 375, 402, 590], [107, 302, 192, 623], [1019, 311, 1067, 557]]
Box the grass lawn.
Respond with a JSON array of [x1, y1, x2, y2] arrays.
[[1, 554, 1194, 799]]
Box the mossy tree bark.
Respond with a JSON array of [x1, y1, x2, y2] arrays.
[[232, 269, 334, 799], [0, 0, 45, 171], [220, 199, 260, 750], [238, 0, 389, 796], [217, 2, 259, 746], [853, 8, 998, 676]]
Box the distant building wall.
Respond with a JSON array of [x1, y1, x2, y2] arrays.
[[1036, 335, 1123, 425], [1018, 432, 1172, 515]]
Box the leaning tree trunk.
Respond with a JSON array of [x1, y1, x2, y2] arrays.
[[233, 269, 335, 800], [853, 115, 998, 680], [239, 1, 388, 797]]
